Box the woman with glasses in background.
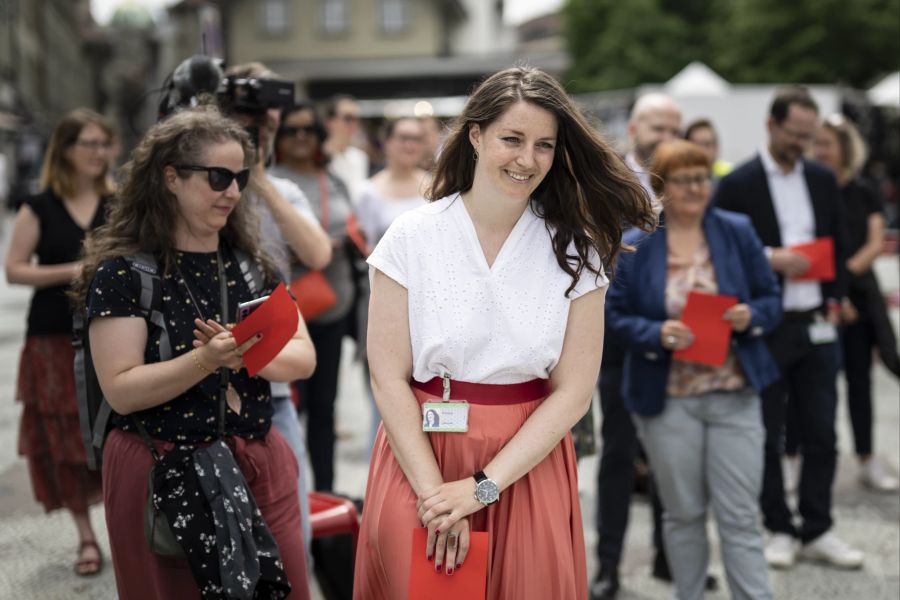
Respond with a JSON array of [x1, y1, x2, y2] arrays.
[[356, 117, 430, 448], [607, 139, 781, 600], [5, 108, 114, 577], [272, 102, 357, 492]]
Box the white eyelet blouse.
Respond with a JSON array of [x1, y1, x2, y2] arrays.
[[367, 194, 608, 385]]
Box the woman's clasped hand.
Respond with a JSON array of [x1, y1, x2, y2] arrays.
[[416, 479, 485, 573]]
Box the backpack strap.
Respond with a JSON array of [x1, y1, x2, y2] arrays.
[[73, 309, 103, 470], [122, 253, 168, 460], [234, 248, 263, 296], [124, 253, 172, 361]]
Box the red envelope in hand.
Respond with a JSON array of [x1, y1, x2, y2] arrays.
[[790, 237, 835, 282], [231, 283, 298, 377], [674, 291, 738, 367], [408, 528, 488, 600]]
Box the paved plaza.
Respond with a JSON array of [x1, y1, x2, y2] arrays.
[[0, 214, 897, 599]]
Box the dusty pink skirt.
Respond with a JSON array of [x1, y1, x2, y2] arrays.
[[353, 382, 587, 599]]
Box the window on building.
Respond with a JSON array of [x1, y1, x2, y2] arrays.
[[321, 0, 349, 35], [379, 0, 409, 34], [259, 0, 289, 35]]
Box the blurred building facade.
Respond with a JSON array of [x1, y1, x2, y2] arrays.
[[165, 0, 569, 117], [0, 0, 160, 206], [0, 0, 101, 204]]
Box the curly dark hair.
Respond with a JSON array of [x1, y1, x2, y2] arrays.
[[72, 105, 276, 310], [429, 66, 656, 295]]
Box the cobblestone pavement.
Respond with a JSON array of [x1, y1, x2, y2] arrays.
[[0, 213, 897, 599]]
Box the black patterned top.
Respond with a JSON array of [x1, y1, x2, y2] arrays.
[[87, 243, 278, 443]]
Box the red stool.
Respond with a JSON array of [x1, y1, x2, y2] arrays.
[[309, 491, 360, 558]]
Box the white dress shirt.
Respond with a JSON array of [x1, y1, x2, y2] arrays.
[[759, 148, 822, 311], [367, 195, 607, 384]]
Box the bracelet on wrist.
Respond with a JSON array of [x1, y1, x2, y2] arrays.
[[191, 348, 213, 374]]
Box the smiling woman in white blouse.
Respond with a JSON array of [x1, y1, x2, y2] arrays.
[[352, 66, 656, 599]]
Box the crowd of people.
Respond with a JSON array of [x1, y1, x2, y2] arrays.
[[2, 60, 898, 600]]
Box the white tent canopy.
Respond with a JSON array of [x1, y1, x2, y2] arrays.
[[664, 61, 731, 96], [868, 72, 900, 108]]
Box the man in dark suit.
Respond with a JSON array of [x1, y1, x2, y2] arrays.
[[713, 86, 863, 570]]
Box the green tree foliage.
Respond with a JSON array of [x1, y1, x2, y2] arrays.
[[565, 0, 900, 91]]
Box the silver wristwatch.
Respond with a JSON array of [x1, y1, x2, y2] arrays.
[[473, 470, 499, 506]]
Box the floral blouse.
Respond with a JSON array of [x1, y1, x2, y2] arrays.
[[665, 238, 746, 397]]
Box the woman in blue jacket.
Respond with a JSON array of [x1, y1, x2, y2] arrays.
[[607, 140, 781, 600]]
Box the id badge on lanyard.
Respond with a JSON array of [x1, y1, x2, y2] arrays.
[[422, 374, 469, 433], [808, 314, 837, 345]]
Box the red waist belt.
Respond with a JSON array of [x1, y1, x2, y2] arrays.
[[411, 378, 551, 405]]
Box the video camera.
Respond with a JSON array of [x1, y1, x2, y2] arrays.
[[158, 55, 294, 120]]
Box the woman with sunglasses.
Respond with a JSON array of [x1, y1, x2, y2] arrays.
[[5, 108, 114, 577], [73, 105, 314, 599], [607, 140, 780, 600], [271, 102, 357, 493]]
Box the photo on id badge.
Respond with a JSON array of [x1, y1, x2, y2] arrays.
[[422, 402, 468, 432]]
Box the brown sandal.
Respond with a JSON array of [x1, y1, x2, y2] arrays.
[[74, 539, 103, 577]]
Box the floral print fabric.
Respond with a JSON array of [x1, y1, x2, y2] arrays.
[[153, 440, 290, 599]]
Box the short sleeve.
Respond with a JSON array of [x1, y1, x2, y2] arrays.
[[366, 212, 410, 288], [861, 181, 885, 217], [355, 182, 379, 244], [267, 175, 317, 224], [87, 257, 144, 320], [569, 246, 609, 299]]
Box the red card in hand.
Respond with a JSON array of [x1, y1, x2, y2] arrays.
[[408, 528, 488, 600], [231, 283, 298, 377], [790, 237, 835, 282], [674, 291, 738, 367]]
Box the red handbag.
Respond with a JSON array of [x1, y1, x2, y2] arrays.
[[290, 270, 337, 320]]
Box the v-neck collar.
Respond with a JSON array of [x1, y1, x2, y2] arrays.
[[55, 193, 103, 232], [454, 195, 534, 273]]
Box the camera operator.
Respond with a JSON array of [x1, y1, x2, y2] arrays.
[[217, 61, 331, 565]]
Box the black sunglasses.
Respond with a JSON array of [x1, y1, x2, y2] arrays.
[[278, 125, 319, 138], [176, 165, 251, 192]]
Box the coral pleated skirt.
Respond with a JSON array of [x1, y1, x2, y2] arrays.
[[16, 334, 102, 513], [353, 382, 587, 600]]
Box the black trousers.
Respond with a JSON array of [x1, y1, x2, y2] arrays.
[[842, 318, 876, 456], [595, 366, 665, 567], [761, 318, 839, 543], [295, 315, 349, 492]]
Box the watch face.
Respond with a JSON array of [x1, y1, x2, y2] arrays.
[[476, 478, 499, 504]]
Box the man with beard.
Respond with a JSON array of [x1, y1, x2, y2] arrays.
[[713, 86, 862, 570]]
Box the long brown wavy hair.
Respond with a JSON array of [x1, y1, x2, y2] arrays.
[[429, 66, 656, 294], [73, 105, 276, 310], [40, 108, 115, 198]]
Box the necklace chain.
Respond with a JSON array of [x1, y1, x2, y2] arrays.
[[175, 258, 216, 323]]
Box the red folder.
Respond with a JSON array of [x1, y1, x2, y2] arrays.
[[408, 528, 489, 600], [674, 291, 738, 367], [231, 283, 298, 377], [790, 237, 835, 282]]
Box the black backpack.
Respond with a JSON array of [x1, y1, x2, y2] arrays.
[[74, 250, 263, 470]]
